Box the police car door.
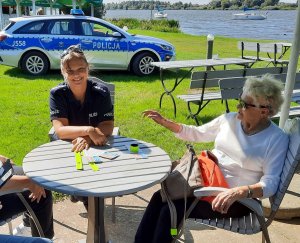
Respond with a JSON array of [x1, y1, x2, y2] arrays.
[[78, 20, 129, 70]]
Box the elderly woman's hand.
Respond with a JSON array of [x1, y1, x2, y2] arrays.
[[211, 188, 241, 214], [72, 136, 91, 152], [88, 127, 107, 146], [142, 110, 165, 125]]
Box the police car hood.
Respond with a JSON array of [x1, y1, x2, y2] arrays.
[[132, 34, 172, 46]]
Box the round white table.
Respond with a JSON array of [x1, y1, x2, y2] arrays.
[[23, 136, 171, 243]]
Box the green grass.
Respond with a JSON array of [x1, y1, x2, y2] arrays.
[[0, 30, 297, 166]]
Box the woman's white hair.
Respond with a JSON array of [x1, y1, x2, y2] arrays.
[[242, 74, 284, 116]]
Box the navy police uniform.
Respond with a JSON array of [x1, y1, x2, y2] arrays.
[[49, 79, 114, 126]]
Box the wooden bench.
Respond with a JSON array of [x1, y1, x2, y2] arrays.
[[219, 73, 300, 118], [238, 41, 290, 67], [177, 66, 288, 125]]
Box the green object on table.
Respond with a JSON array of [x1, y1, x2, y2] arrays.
[[170, 228, 178, 236], [89, 162, 99, 171], [75, 152, 83, 170], [130, 143, 139, 153]]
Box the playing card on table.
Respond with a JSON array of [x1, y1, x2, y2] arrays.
[[98, 151, 119, 160]]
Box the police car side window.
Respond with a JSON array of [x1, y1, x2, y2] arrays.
[[15, 21, 45, 34], [81, 21, 115, 37], [49, 20, 74, 35], [81, 21, 93, 36]]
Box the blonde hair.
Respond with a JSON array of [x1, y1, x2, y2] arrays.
[[243, 74, 284, 116]]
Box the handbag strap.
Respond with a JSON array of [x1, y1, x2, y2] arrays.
[[161, 181, 177, 234], [161, 144, 198, 241], [173, 198, 199, 243]]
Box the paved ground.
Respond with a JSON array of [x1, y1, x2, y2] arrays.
[[1, 184, 300, 243]]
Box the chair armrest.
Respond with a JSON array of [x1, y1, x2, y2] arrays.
[[194, 187, 264, 217], [48, 127, 55, 136], [237, 198, 264, 217], [113, 127, 120, 136], [0, 188, 28, 196], [194, 187, 229, 197]]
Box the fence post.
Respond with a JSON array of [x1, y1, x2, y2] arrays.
[[206, 34, 214, 71]]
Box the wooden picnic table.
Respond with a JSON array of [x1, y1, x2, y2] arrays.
[[151, 58, 256, 117]]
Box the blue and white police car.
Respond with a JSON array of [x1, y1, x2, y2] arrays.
[[0, 10, 175, 76]]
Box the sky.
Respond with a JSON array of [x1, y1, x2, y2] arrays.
[[103, 0, 297, 4]]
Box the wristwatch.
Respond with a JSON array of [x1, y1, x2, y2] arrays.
[[247, 185, 254, 198]]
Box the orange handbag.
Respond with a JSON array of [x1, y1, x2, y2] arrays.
[[198, 151, 229, 203]]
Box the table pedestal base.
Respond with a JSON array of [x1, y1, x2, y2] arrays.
[[87, 197, 106, 243]]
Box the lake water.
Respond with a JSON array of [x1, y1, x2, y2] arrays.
[[105, 10, 296, 41]]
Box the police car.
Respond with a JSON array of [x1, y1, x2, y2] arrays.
[[0, 10, 175, 76]]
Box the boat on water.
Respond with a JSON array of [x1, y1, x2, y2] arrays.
[[154, 11, 167, 19], [233, 7, 267, 20], [154, 6, 167, 19]]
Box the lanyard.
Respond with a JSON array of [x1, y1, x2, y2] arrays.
[[75, 152, 83, 170], [75, 152, 99, 171]]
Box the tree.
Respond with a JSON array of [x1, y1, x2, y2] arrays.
[[221, 0, 230, 9]]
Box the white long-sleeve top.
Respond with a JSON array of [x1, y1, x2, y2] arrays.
[[175, 112, 289, 198]]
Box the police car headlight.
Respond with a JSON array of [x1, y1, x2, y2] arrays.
[[159, 44, 173, 51]]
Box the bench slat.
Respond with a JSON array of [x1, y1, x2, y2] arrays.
[[238, 41, 258, 51], [190, 67, 287, 89]]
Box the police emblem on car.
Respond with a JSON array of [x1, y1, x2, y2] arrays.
[[0, 9, 175, 76]]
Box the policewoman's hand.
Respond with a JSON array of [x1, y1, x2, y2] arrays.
[[88, 127, 107, 146], [71, 136, 91, 152]]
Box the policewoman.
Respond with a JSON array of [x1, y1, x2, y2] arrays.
[[49, 45, 114, 210]]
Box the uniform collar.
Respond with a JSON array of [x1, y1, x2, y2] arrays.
[[65, 80, 92, 106]]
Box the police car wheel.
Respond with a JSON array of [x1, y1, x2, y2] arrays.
[[21, 51, 49, 75], [132, 52, 157, 76]]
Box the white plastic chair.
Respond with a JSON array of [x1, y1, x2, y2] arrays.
[[193, 117, 300, 243]]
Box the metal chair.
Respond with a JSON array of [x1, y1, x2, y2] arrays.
[[0, 190, 45, 237], [192, 117, 300, 243]]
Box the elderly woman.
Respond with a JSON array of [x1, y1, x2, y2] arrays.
[[135, 74, 289, 243], [49, 45, 114, 210]]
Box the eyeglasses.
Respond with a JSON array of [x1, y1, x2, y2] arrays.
[[61, 45, 84, 59], [237, 99, 269, 110]]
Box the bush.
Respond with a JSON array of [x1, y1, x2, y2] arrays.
[[106, 18, 180, 33]]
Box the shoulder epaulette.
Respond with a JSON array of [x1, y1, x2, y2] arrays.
[[50, 82, 68, 94], [91, 81, 109, 96]]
